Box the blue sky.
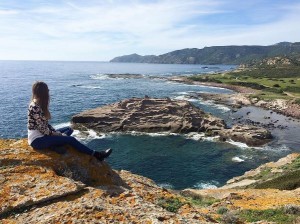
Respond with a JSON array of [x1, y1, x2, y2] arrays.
[[0, 0, 299, 61]]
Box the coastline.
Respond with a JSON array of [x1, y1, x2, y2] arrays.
[[169, 76, 300, 120]]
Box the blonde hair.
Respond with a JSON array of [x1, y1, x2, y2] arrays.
[[31, 81, 51, 119]]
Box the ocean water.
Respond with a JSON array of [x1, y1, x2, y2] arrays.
[[0, 61, 298, 190]]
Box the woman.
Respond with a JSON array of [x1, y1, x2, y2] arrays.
[[27, 81, 112, 161]]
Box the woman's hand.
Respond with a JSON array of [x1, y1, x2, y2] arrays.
[[52, 132, 63, 136]]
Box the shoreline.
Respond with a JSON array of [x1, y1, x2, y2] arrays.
[[169, 76, 300, 120]]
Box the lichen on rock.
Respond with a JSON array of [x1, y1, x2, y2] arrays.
[[0, 139, 213, 223]]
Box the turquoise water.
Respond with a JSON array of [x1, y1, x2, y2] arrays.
[[0, 61, 298, 189]]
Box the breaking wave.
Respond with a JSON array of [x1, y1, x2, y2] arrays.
[[193, 180, 219, 189]]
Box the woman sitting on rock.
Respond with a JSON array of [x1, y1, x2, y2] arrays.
[[27, 81, 112, 161]]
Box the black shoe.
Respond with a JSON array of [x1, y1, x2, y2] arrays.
[[94, 148, 112, 161]]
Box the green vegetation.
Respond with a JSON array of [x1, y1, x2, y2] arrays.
[[254, 170, 300, 190], [244, 155, 300, 190], [217, 207, 229, 215], [157, 197, 185, 213], [295, 98, 300, 105], [282, 156, 300, 170], [188, 59, 300, 101], [253, 167, 272, 180], [239, 208, 298, 224], [184, 195, 220, 207]]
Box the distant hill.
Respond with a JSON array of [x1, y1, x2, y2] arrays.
[[110, 42, 300, 65]]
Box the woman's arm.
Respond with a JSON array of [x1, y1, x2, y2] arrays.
[[47, 124, 62, 136]]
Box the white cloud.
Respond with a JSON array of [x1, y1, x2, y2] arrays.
[[0, 9, 18, 15], [0, 0, 299, 60]]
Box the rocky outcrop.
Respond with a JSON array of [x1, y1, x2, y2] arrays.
[[254, 98, 300, 119], [182, 153, 300, 223], [222, 153, 300, 190], [72, 97, 226, 134], [1, 140, 299, 223], [219, 125, 272, 147], [72, 97, 272, 146], [0, 139, 213, 223]]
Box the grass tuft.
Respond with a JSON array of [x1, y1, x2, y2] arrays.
[[239, 208, 298, 224]]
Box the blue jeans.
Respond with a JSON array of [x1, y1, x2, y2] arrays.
[[31, 127, 94, 155]]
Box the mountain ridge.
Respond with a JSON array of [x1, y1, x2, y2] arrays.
[[110, 42, 300, 65]]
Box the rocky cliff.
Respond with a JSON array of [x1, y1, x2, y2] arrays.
[[0, 139, 213, 223], [1, 139, 299, 223], [182, 153, 300, 223], [72, 98, 272, 147]]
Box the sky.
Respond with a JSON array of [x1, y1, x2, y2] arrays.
[[0, 0, 300, 61]]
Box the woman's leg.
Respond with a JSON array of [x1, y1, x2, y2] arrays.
[[31, 135, 94, 155]]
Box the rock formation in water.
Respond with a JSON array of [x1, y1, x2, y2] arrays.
[[219, 125, 272, 147], [72, 97, 272, 146]]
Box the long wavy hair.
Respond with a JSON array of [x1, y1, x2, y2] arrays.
[[31, 81, 51, 119]]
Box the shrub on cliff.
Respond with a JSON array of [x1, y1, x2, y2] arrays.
[[239, 208, 298, 224], [157, 197, 185, 213], [254, 170, 300, 190]]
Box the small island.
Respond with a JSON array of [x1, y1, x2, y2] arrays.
[[72, 97, 272, 147]]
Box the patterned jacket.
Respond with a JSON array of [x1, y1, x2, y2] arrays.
[[27, 101, 55, 135]]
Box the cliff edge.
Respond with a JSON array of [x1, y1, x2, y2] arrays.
[[1, 139, 299, 223], [0, 139, 213, 223]]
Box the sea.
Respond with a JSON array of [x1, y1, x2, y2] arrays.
[[1, 60, 299, 190]]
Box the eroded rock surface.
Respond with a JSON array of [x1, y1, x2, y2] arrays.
[[219, 125, 272, 147], [0, 139, 213, 223], [72, 97, 226, 134], [72, 98, 273, 146], [182, 153, 300, 222], [1, 140, 299, 223]]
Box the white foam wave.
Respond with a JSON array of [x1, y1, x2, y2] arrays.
[[200, 100, 231, 112], [86, 129, 107, 139], [185, 132, 205, 141], [72, 129, 108, 142], [166, 81, 197, 87], [128, 131, 178, 137], [71, 129, 81, 138], [259, 144, 291, 152], [232, 156, 245, 163], [226, 139, 252, 149], [173, 95, 231, 112], [175, 91, 189, 95], [53, 122, 71, 130], [90, 74, 110, 80], [184, 132, 219, 142], [226, 139, 291, 151], [158, 183, 174, 189], [198, 85, 228, 90], [80, 85, 101, 89], [172, 95, 198, 102], [193, 180, 219, 189]]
